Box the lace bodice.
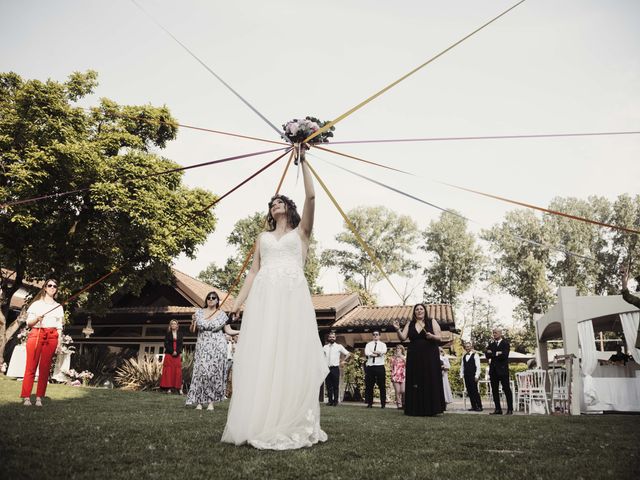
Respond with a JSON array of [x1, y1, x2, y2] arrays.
[[260, 229, 304, 269], [256, 228, 306, 290]]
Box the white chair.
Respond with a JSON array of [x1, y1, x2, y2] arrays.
[[527, 369, 549, 414], [516, 371, 531, 413], [549, 368, 568, 413]]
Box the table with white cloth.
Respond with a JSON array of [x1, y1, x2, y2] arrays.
[[6, 345, 71, 381], [6, 344, 34, 378], [585, 364, 640, 412]]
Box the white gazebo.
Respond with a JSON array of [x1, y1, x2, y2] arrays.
[[536, 286, 640, 415]]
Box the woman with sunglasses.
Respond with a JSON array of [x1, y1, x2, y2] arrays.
[[20, 279, 64, 407], [222, 148, 329, 450], [186, 291, 238, 410]]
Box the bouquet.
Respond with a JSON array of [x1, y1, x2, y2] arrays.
[[282, 116, 335, 164]]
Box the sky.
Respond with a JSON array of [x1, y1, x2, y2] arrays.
[[2, 0, 639, 326]]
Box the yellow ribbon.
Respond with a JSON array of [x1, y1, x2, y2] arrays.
[[304, 0, 527, 144], [305, 159, 404, 303]]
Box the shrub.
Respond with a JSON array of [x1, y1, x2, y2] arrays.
[[71, 346, 134, 387], [114, 357, 163, 391]]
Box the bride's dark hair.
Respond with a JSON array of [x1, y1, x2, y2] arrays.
[[266, 195, 300, 231]]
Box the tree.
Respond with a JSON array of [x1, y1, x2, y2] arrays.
[[0, 71, 218, 362], [421, 211, 484, 306], [198, 211, 323, 294], [321, 205, 419, 303], [543, 196, 614, 295], [481, 209, 555, 329]]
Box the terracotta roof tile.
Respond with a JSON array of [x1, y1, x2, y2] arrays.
[[332, 304, 454, 329], [171, 268, 234, 309]]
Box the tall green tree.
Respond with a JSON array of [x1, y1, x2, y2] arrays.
[[0, 71, 218, 362], [421, 211, 484, 305], [320, 205, 419, 304], [481, 210, 555, 327], [198, 211, 323, 294]]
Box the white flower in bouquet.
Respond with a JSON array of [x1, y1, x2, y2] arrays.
[[17, 329, 29, 344], [1, 362, 7, 374]]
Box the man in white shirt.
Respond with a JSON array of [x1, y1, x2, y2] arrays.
[[460, 341, 483, 412], [364, 331, 387, 408], [322, 331, 350, 406]]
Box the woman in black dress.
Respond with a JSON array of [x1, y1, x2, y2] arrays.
[[393, 303, 445, 416]]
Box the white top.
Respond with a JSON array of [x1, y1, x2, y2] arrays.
[[26, 299, 64, 330], [364, 340, 387, 366], [460, 351, 482, 380], [323, 342, 349, 367]]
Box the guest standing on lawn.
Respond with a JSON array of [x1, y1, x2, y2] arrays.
[[440, 347, 453, 406], [186, 291, 239, 410], [393, 303, 445, 416], [390, 345, 406, 409], [20, 278, 64, 407], [160, 320, 183, 394]]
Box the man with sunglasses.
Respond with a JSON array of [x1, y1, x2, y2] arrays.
[[364, 331, 388, 408]]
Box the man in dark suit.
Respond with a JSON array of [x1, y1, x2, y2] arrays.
[[485, 328, 513, 415]]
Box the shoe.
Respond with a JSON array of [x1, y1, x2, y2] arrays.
[[381, 404, 386, 409], [23, 398, 32, 406], [35, 398, 43, 407], [475, 408, 484, 412], [467, 408, 476, 411], [195, 404, 202, 410], [207, 403, 214, 411], [489, 410, 502, 415], [366, 404, 373, 408], [505, 410, 513, 415]]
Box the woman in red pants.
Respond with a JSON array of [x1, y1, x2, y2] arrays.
[[160, 320, 183, 394], [21, 279, 64, 407]]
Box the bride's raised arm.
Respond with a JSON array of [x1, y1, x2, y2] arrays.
[[298, 147, 315, 242]]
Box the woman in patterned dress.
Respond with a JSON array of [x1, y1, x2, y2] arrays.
[[186, 291, 238, 410]]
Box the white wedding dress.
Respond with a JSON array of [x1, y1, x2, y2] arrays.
[[221, 228, 328, 450]]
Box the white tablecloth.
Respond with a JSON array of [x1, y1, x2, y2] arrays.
[[586, 377, 640, 412], [6, 344, 33, 378], [6, 345, 71, 381]]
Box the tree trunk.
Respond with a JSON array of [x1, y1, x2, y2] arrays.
[[0, 267, 24, 365]]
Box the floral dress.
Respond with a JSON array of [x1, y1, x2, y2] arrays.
[[391, 356, 406, 383], [185, 309, 228, 406]]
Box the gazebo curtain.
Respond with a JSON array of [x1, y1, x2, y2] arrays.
[[577, 320, 598, 406], [619, 311, 640, 364]]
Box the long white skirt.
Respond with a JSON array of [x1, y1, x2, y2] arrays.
[[221, 264, 328, 450]]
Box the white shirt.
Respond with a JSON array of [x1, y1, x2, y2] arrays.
[[323, 342, 349, 367], [460, 351, 481, 380], [26, 299, 64, 330], [364, 340, 387, 366]]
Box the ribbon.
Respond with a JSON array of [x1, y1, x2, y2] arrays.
[[130, 0, 284, 137], [304, 160, 404, 303], [2, 147, 289, 209], [304, 0, 527, 143], [40, 148, 293, 317], [328, 130, 640, 145]]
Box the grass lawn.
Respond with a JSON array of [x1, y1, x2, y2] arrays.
[[1, 376, 639, 480]]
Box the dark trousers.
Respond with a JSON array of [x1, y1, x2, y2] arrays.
[[325, 366, 340, 405], [464, 374, 483, 410], [490, 371, 513, 412], [365, 365, 386, 406]]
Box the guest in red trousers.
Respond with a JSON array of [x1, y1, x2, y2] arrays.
[[160, 320, 183, 394], [21, 278, 64, 407]]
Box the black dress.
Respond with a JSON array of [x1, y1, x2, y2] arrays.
[[404, 320, 445, 416]]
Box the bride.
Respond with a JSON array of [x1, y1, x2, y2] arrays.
[[221, 146, 328, 450]]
